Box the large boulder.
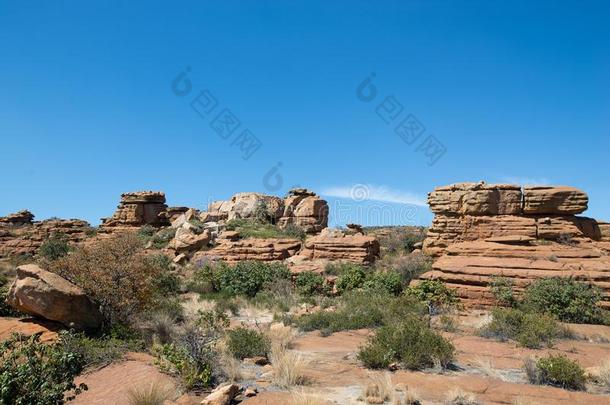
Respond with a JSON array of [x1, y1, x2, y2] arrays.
[[523, 186, 588, 214], [193, 236, 301, 263], [204, 193, 284, 223], [428, 182, 522, 215], [297, 228, 380, 265], [7, 264, 102, 331], [278, 188, 329, 233]]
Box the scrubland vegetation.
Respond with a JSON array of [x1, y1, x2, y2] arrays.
[[1, 224, 610, 403]]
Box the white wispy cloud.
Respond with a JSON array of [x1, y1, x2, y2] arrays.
[[320, 184, 427, 206], [500, 176, 552, 186]]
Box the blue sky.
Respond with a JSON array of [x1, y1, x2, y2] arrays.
[[1, 1, 609, 226]]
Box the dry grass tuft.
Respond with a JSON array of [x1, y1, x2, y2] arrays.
[[363, 372, 393, 404], [474, 356, 502, 380], [126, 381, 172, 405], [270, 346, 309, 388], [444, 387, 480, 405], [291, 391, 329, 405], [267, 322, 297, 350], [511, 397, 542, 405], [597, 360, 610, 390], [393, 387, 421, 405]]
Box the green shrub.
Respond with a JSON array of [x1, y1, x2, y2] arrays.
[[358, 318, 454, 370], [51, 234, 175, 329], [58, 331, 143, 368], [216, 261, 290, 297], [154, 342, 213, 390], [335, 264, 367, 293], [523, 278, 603, 324], [146, 254, 181, 295], [526, 354, 586, 390], [375, 252, 432, 284], [150, 228, 176, 249], [489, 276, 516, 307], [38, 234, 71, 261], [187, 264, 218, 294], [295, 272, 328, 296], [0, 332, 87, 404], [363, 271, 403, 295], [226, 327, 270, 359], [405, 280, 458, 312], [138, 224, 157, 238], [280, 223, 306, 240], [196, 309, 230, 332], [479, 308, 565, 349], [0, 285, 22, 317], [296, 290, 425, 333]]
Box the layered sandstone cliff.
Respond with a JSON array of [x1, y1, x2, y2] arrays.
[[101, 191, 169, 229], [0, 212, 92, 258], [420, 182, 610, 308]]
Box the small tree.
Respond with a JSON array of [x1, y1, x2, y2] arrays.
[[52, 234, 169, 329]]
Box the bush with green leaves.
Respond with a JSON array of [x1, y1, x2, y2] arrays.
[[362, 271, 403, 295], [489, 276, 516, 307], [146, 254, 181, 295], [153, 324, 223, 391], [215, 261, 291, 297], [479, 308, 567, 349], [58, 330, 143, 368], [295, 271, 328, 296], [51, 234, 179, 330], [523, 278, 604, 324], [0, 285, 21, 317], [525, 354, 586, 390], [375, 252, 432, 284], [38, 233, 71, 261], [296, 290, 425, 334], [226, 327, 271, 359], [335, 264, 367, 293], [358, 317, 454, 370], [138, 226, 176, 249], [0, 332, 87, 404], [405, 280, 458, 312], [154, 342, 213, 390]]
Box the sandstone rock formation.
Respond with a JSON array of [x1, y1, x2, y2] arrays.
[[420, 182, 610, 308], [278, 188, 329, 233], [101, 191, 169, 229], [7, 264, 102, 330], [202, 189, 328, 233], [297, 228, 380, 265], [206, 193, 284, 223], [0, 210, 34, 226], [0, 216, 92, 258], [193, 236, 302, 264]]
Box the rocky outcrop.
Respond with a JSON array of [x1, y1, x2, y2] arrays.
[[101, 191, 169, 229], [0, 210, 34, 226], [297, 228, 380, 265], [201, 189, 328, 233], [7, 264, 102, 330], [428, 183, 522, 215], [423, 182, 599, 256], [192, 236, 302, 263], [420, 182, 610, 308], [206, 193, 284, 223], [278, 188, 329, 233], [0, 217, 93, 258], [523, 186, 588, 214]]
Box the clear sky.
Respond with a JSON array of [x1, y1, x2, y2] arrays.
[[1, 1, 609, 226]]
